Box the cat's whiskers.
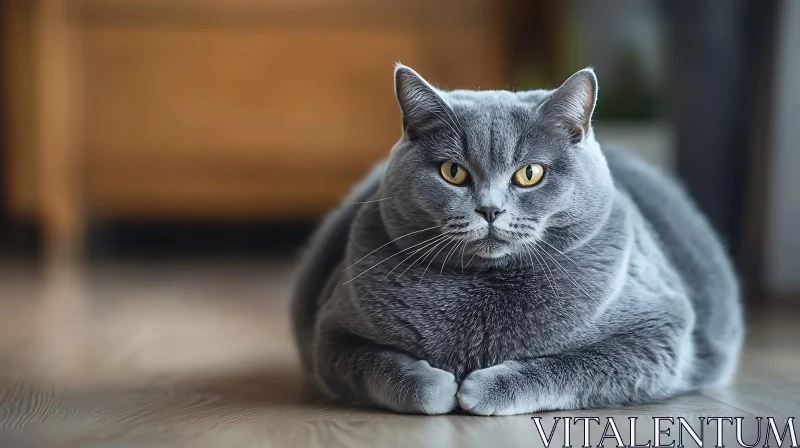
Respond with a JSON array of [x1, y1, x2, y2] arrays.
[[342, 231, 449, 285], [535, 241, 600, 306], [539, 239, 587, 272], [460, 240, 469, 271], [382, 232, 454, 282], [357, 203, 382, 223], [420, 236, 457, 284], [535, 244, 559, 299], [342, 224, 444, 272], [439, 237, 463, 275], [511, 242, 527, 273], [416, 236, 456, 286], [390, 234, 453, 285], [526, 241, 560, 300], [565, 228, 602, 256], [517, 241, 535, 272], [463, 252, 477, 270], [347, 197, 393, 205]]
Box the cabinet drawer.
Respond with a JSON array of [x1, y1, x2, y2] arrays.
[[83, 27, 415, 171]]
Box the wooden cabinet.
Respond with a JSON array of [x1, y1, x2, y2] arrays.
[[3, 0, 511, 255]]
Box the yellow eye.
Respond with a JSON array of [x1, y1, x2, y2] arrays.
[[440, 161, 469, 185], [513, 163, 545, 187]]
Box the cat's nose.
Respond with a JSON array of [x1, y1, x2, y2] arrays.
[[475, 206, 505, 224]]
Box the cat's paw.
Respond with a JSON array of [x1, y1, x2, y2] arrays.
[[457, 362, 530, 416], [373, 360, 458, 415]]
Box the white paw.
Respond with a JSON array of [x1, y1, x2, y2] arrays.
[[457, 363, 528, 416], [373, 360, 458, 415], [413, 362, 459, 415]]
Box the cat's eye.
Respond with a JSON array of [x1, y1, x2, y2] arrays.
[[440, 161, 469, 185], [513, 163, 545, 187]]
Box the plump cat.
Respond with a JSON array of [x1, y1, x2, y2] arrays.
[[291, 65, 743, 415]]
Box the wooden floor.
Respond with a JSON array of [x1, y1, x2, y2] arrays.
[[0, 259, 798, 447]]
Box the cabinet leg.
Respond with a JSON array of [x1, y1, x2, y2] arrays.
[[43, 219, 83, 267]]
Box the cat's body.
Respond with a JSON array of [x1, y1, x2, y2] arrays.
[[291, 66, 742, 415]]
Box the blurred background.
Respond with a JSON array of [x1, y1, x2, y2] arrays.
[[0, 0, 798, 390]]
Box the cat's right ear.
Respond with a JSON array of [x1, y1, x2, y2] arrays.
[[394, 64, 458, 137], [537, 68, 598, 144]]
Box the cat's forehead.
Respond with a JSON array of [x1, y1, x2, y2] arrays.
[[445, 89, 551, 135], [440, 89, 553, 167], [445, 88, 551, 107]]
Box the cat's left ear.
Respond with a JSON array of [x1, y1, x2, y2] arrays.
[[394, 64, 458, 137], [537, 68, 598, 143]]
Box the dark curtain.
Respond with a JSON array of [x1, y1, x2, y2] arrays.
[[660, 0, 779, 295]]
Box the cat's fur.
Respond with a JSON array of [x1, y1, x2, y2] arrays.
[[291, 65, 743, 415]]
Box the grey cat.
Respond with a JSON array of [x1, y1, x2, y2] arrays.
[[291, 65, 743, 415]]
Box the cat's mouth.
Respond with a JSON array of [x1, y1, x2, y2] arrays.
[[469, 235, 510, 258]]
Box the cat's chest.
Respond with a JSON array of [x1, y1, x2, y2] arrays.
[[354, 269, 592, 379]]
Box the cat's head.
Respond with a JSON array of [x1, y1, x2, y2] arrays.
[[379, 64, 615, 267]]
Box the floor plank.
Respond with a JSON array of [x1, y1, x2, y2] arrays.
[[0, 261, 797, 447]]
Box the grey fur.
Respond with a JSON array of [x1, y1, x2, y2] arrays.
[[291, 65, 743, 415]]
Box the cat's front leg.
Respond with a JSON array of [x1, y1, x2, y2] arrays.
[[457, 317, 692, 415], [314, 332, 458, 414]]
